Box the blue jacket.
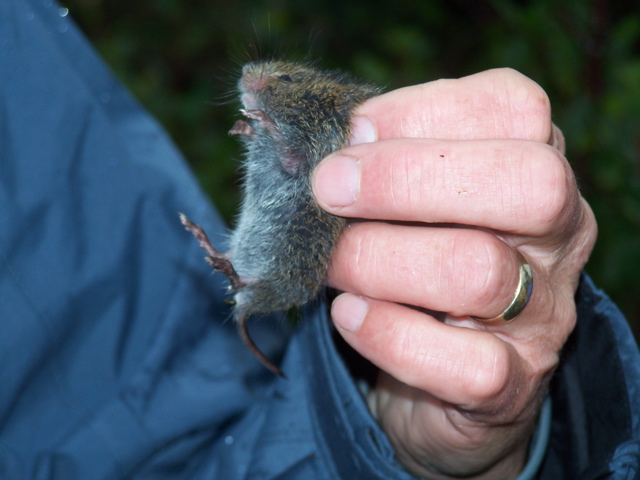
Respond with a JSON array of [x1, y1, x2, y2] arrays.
[[1, 0, 639, 478]]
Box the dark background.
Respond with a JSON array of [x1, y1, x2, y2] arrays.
[[63, 0, 640, 334]]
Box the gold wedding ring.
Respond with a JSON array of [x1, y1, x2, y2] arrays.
[[474, 251, 533, 326]]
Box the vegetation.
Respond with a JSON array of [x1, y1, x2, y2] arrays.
[[64, 0, 640, 333]]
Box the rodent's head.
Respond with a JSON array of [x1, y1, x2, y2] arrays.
[[236, 60, 379, 174]]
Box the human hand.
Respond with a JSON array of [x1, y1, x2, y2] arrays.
[[311, 69, 597, 479]]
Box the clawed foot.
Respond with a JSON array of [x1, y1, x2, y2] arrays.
[[180, 212, 284, 377], [179, 213, 246, 291]]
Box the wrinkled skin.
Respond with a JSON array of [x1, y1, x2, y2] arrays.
[[312, 68, 597, 479]]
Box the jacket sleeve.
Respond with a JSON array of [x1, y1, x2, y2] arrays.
[[0, 3, 451, 478], [0, 1, 287, 478], [536, 274, 640, 479]]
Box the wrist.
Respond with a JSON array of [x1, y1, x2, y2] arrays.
[[398, 443, 528, 480], [398, 396, 552, 480]]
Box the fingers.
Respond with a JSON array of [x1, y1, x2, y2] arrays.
[[326, 222, 523, 319], [351, 68, 552, 143], [330, 293, 526, 409], [313, 138, 578, 238], [313, 68, 575, 240], [313, 68, 590, 477]]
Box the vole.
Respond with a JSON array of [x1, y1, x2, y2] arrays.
[[181, 60, 379, 376]]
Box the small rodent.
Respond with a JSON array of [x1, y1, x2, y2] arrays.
[[181, 60, 379, 376]]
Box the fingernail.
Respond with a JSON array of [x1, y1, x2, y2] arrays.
[[313, 155, 360, 208], [350, 116, 376, 146], [332, 294, 369, 333]]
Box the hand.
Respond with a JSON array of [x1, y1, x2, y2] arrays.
[[311, 69, 597, 479]]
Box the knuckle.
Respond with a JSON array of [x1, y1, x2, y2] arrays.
[[449, 234, 507, 314], [523, 145, 577, 233], [341, 225, 372, 282], [493, 68, 552, 142], [387, 146, 425, 213], [355, 139, 425, 218], [459, 336, 512, 402], [327, 224, 367, 289]]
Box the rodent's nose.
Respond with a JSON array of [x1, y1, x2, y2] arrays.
[[241, 68, 269, 94]]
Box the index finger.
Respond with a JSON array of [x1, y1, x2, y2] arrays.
[[352, 68, 553, 144]]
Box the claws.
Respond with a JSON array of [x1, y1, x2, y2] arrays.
[[179, 213, 246, 291], [180, 213, 285, 377]]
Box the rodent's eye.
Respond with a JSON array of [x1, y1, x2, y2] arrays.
[[278, 74, 293, 82]]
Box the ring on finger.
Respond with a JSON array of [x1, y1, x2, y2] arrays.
[[473, 250, 533, 326]]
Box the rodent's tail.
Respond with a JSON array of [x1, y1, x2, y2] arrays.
[[236, 314, 286, 378]]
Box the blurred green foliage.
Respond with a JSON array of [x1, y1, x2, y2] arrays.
[[64, 0, 639, 333]]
